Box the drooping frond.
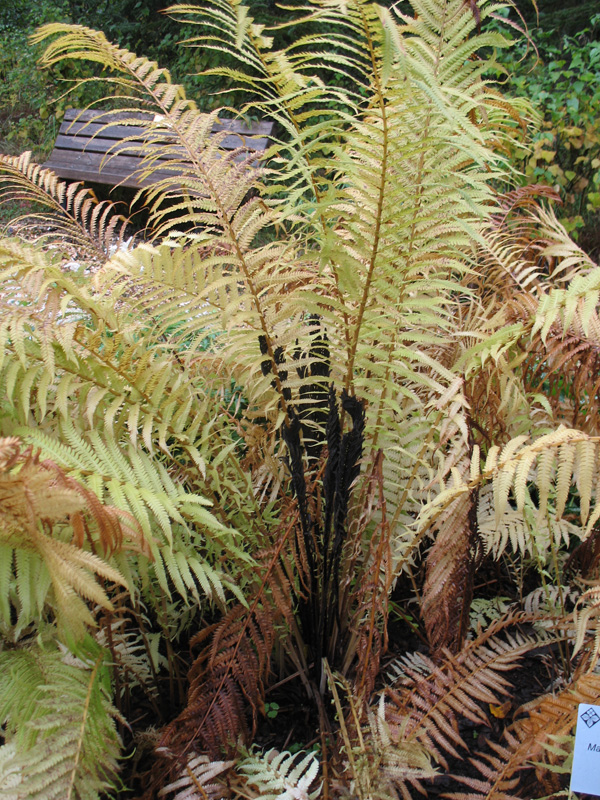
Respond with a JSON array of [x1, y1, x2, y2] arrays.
[[477, 482, 580, 566], [448, 671, 600, 800], [477, 186, 564, 301], [0, 235, 266, 619], [22, 423, 246, 601], [0, 436, 141, 638], [0, 645, 121, 799], [385, 614, 552, 770], [1, 238, 254, 511], [418, 427, 600, 571], [0, 151, 131, 261], [95, 237, 308, 418]]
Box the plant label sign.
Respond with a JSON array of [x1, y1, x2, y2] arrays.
[[571, 704, 600, 796]]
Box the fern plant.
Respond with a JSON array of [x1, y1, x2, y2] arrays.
[[2, 0, 600, 797], [0, 644, 122, 799]]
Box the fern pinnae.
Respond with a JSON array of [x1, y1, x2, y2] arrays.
[[65, 653, 103, 800], [573, 440, 597, 526], [169, 0, 356, 356], [386, 613, 554, 771], [0, 152, 130, 259], [513, 447, 536, 513], [0, 646, 121, 800], [449, 672, 600, 800], [555, 441, 576, 520], [159, 753, 235, 799], [237, 748, 320, 800], [20, 424, 226, 568]]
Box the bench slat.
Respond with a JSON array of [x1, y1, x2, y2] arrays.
[[62, 107, 273, 136], [51, 134, 265, 161], [44, 151, 189, 189], [57, 122, 271, 152], [43, 108, 274, 188]]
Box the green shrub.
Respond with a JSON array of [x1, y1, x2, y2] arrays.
[[494, 12, 600, 243]]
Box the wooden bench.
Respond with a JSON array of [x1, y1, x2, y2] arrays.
[[43, 108, 275, 189]]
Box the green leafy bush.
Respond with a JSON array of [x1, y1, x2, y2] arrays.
[[0, 0, 111, 159], [495, 12, 600, 247]]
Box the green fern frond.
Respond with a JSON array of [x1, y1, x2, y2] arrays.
[[168, 0, 350, 212], [0, 436, 140, 639], [0, 645, 121, 799], [20, 425, 247, 606]]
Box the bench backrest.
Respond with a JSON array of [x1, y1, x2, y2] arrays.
[[43, 108, 274, 189]]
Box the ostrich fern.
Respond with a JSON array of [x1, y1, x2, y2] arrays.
[[1, 0, 600, 797]]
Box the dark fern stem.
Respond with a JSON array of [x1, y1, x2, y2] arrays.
[[322, 389, 365, 663], [282, 383, 366, 683], [260, 324, 365, 680]]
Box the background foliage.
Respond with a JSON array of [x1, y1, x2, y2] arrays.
[[495, 8, 600, 257]]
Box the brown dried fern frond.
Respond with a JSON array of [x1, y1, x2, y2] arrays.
[[508, 294, 600, 433], [421, 448, 481, 655], [385, 614, 552, 770], [342, 450, 394, 700], [160, 603, 276, 759], [482, 202, 600, 430], [447, 671, 600, 800], [482, 189, 587, 301], [156, 513, 302, 761], [492, 184, 562, 225]]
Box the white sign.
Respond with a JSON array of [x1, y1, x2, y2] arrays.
[[571, 703, 600, 796]]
